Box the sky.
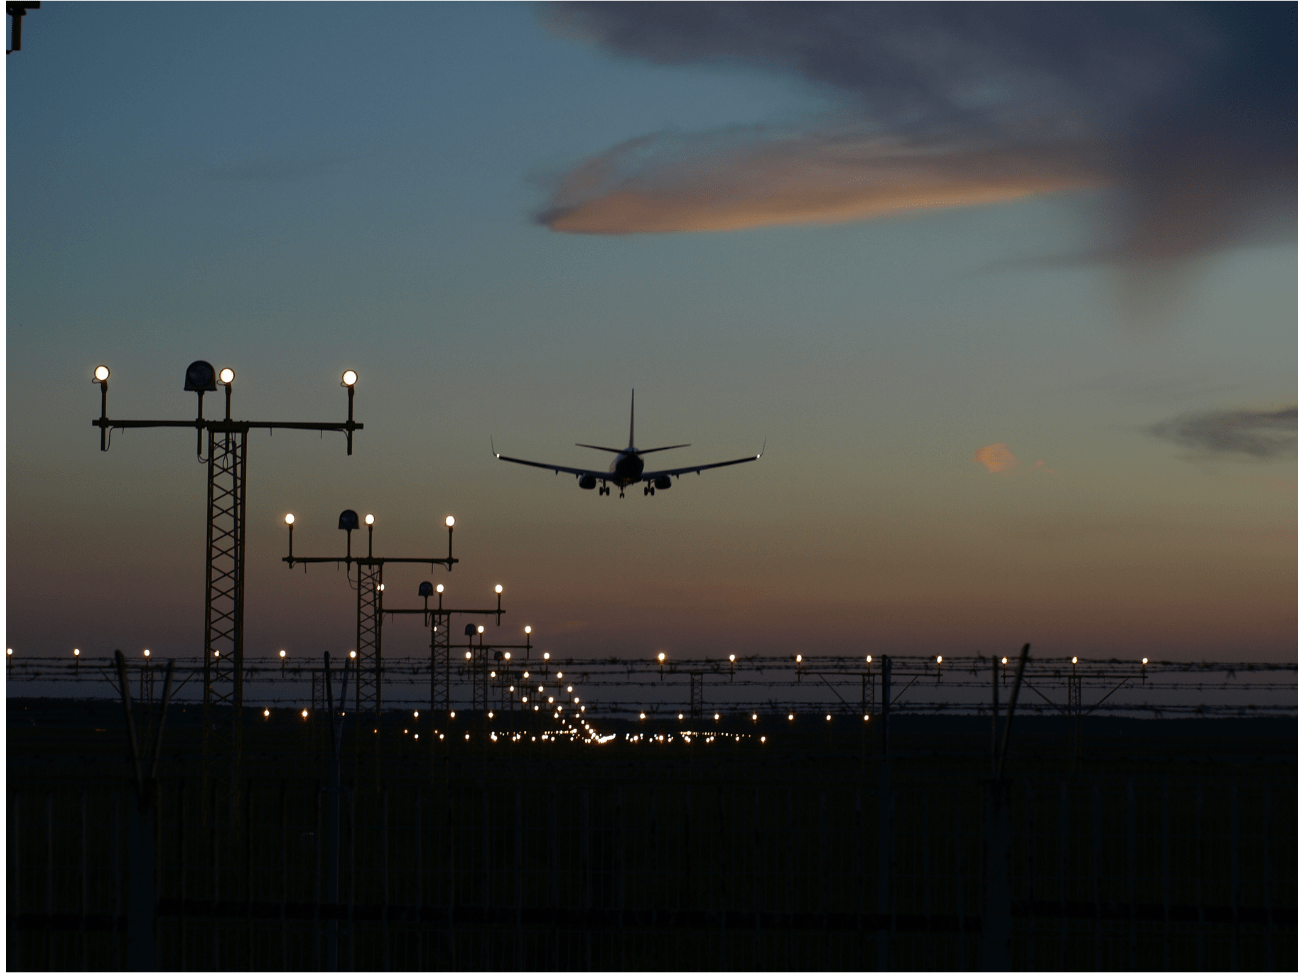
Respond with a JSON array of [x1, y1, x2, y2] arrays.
[[6, 3, 1297, 666]]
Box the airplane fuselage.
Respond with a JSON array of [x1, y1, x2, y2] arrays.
[[608, 450, 645, 485]]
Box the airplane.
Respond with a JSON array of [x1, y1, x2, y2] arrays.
[[493, 391, 762, 498]]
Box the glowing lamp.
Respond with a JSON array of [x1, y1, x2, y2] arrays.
[[341, 370, 358, 387], [94, 365, 110, 382], [218, 368, 235, 385]]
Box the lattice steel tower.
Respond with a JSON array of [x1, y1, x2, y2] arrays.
[[92, 361, 362, 789]]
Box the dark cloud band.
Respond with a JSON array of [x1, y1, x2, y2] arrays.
[[1152, 405, 1298, 459]]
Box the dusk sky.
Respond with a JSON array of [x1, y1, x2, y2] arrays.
[[7, 3, 1297, 665]]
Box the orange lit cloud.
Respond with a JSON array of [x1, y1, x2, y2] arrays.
[[538, 132, 1092, 234], [975, 443, 1019, 474], [975, 445, 1057, 475]]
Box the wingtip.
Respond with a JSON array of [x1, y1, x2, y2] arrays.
[[490, 436, 499, 459]]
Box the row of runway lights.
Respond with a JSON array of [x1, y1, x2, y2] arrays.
[[13, 647, 1153, 669]]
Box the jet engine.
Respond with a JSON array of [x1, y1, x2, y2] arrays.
[[578, 474, 598, 490], [653, 476, 672, 490]]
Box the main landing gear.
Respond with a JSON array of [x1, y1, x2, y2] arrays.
[[643, 484, 656, 496], [598, 485, 608, 496]]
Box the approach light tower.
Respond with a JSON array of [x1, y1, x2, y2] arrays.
[[283, 510, 455, 780], [91, 361, 362, 784]]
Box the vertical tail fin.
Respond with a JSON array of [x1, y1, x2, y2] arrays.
[[629, 389, 635, 450]]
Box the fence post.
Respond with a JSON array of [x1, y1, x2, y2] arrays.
[[978, 779, 1012, 971], [876, 655, 891, 971], [1091, 782, 1101, 970]]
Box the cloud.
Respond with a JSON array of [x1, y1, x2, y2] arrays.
[[975, 444, 1057, 475], [1151, 405, 1298, 460], [538, 129, 1094, 234], [538, 4, 1298, 262], [975, 443, 1019, 474]]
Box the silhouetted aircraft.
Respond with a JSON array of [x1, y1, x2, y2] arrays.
[[493, 391, 762, 498]]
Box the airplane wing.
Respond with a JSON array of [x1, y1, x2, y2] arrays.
[[493, 445, 608, 480], [641, 447, 763, 481]]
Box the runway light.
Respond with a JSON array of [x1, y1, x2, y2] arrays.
[[436, 584, 444, 593], [445, 516, 454, 527], [143, 649, 150, 658], [677, 713, 683, 720], [413, 711, 419, 718], [796, 654, 802, 663], [94, 365, 110, 382], [1142, 657, 1149, 665], [263, 708, 270, 718], [450, 711, 456, 719], [466, 652, 472, 660], [301, 709, 309, 719], [543, 652, 550, 661], [342, 370, 358, 387], [787, 713, 794, 721], [365, 514, 374, 526], [639, 713, 646, 720], [729, 654, 736, 663], [488, 712, 494, 719], [826, 713, 832, 721], [279, 650, 286, 659], [936, 655, 942, 664], [285, 513, 295, 525], [504, 652, 511, 661], [1002, 657, 1008, 665], [523, 672, 530, 679], [557, 672, 563, 680], [73, 649, 80, 657], [477, 626, 485, 635], [525, 625, 532, 634], [751, 713, 757, 721], [219, 367, 235, 385], [214, 650, 220, 657], [495, 584, 503, 594], [713, 713, 720, 721], [658, 653, 666, 663], [760, 736, 766, 744], [1072, 656, 1079, 665], [864, 714, 870, 721], [350, 650, 356, 659], [573, 697, 579, 704], [866, 655, 872, 663]]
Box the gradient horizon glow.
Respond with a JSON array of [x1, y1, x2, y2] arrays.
[[6, 4, 1297, 665]]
